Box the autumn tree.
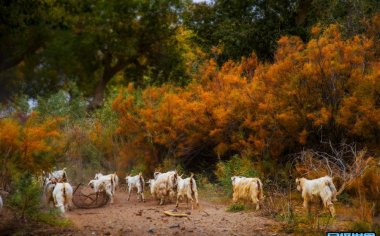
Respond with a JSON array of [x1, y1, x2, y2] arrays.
[[112, 18, 380, 173], [0, 112, 63, 190]]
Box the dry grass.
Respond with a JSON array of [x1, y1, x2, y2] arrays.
[[268, 191, 379, 234], [199, 177, 379, 234], [198, 183, 229, 204], [337, 196, 379, 232]]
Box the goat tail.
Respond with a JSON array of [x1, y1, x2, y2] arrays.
[[111, 175, 114, 194], [257, 179, 264, 200], [114, 172, 119, 186], [173, 172, 178, 191], [325, 179, 334, 190], [62, 172, 67, 182], [63, 184, 67, 205], [139, 172, 144, 193], [190, 173, 195, 197], [325, 179, 337, 194]]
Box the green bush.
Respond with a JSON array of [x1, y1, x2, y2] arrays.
[[157, 158, 185, 174], [8, 172, 73, 227], [351, 220, 373, 232], [9, 173, 42, 219], [31, 209, 72, 227], [337, 192, 353, 205], [129, 163, 147, 176], [36, 89, 87, 120], [215, 155, 259, 197], [227, 202, 246, 212]]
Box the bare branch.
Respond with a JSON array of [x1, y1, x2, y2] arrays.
[[291, 141, 372, 195]]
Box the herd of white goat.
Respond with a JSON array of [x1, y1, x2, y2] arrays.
[[38, 169, 200, 213], [0, 169, 338, 217]]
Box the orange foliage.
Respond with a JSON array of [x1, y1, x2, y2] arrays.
[[112, 18, 380, 169], [0, 118, 20, 150], [0, 112, 64, 176]]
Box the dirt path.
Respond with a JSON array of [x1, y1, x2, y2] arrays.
[[66, 188, 283, 236]]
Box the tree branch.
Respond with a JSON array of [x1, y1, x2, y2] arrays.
[[292, 141, 371, 195]]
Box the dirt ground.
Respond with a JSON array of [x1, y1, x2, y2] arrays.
[[2, 187, 375, 235], [66, 188, 284, 236]]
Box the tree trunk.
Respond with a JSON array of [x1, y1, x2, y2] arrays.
[[295, 0, 313, 27], [88, 56, 128, 110], [89, 74, 112, 110]]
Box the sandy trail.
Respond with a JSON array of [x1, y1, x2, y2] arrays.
[[66, 188, 283, 236]]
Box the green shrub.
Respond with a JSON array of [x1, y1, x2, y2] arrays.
[[36, 89, 87, 120], [351, 220, 373, 232], [8, 173, 73, 227], [215, 155, 259, 196], [9, 173, 42, 219], [31, 209, 72, 227], [227, 202, 246, 212], [337, 192, 353, 205], [129, 163, 147, 176], [157, 158, 184, 174]]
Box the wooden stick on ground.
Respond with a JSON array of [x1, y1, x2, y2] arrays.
[[164, 210, 190, 217]]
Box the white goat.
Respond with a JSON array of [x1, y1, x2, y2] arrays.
[[94, 172, 119, 193], [147, 179, 156, 199], [42, 168, 68, 206], [52, 182, 73, 213], [125, 172, 145, 202], [44, 178, 57, 206], [176, 173, 199, 209], [231, 176, 264, 210], [88, 178, 115, 204], [51, 168, 68, 181], [295, 176, 337, 217], [42, 168, 68, 187], [155, 171, 178, 199], [153, 171, 178, 205]]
